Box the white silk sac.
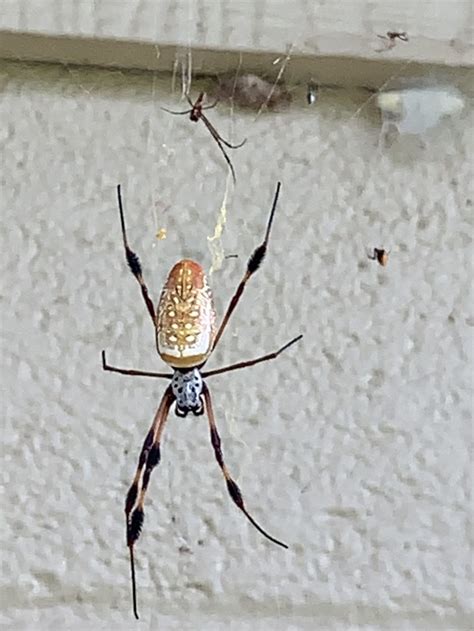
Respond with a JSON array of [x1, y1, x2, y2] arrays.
[[377, 87, 465, 135]]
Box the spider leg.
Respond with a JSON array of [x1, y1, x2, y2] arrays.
[[202, 98, 219, 110], [202, 334, 302, 377], [217, 135, 247, 150], [209, 182, 281, 353], [201, 112, 247, 149], [202, 384, 288, 549], [161, 106, 193, 115], [102, 350, 171, 379], [125, 386, 174, 619], [200, 115, 238, 184], [116, 185, 156, 326]]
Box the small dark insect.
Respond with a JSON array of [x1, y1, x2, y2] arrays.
[[368, 248, 390, 266], [178, 544, 192, 555], [386, 31, 409, 42], [162, 92, 246, 183], [224, 253, 239, 259], [376, 31, 409, 52], [103, 183, 302, 619], [306, 81, 319, 105]]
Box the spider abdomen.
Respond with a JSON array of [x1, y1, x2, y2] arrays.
[[156, 259, 216, 368]]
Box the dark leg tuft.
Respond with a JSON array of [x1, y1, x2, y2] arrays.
[[247, 244, 267, 274], [128, 508, 144, 545], [226, 478, 244, 509], [125, 247, 142, 277]]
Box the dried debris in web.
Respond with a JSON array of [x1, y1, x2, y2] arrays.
[[214, 73, 292, 111], [207, 176, 232, 276], [211, 45, 294, 115], [205, 46, 294, 272]]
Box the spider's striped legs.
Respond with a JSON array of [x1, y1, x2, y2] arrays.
[[202, 384, 288, 549], [116, 185, 156, 326], [125, 386, 174, 619], [210, 182, 281, 353]]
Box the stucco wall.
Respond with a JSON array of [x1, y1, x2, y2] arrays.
[[0, 56, 472, 630]]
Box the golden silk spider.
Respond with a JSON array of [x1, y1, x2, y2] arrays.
[[161, 91, 246, 184], [102, 184, 302, 619]]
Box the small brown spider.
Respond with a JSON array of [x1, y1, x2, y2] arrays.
[[162, 92, 246, 183], [368, 248, 390, 266], [376, 31, 409, 52]]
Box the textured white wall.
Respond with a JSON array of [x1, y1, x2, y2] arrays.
[[1, 60, 472, 630]]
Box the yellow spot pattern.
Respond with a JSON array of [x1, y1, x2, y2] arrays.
[[156, 260, 216, 367]]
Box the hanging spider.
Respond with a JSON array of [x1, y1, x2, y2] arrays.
[[368, 247, 390, 266], [162, 92, 246, 183], [102, 184, 302, 619]]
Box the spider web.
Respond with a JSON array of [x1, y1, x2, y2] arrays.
[[149, 3, 468, 517], [57, 7, 467, 623], [145, 16, 425, 621], [172, 45, 424, 277], [2, 5, 469, 628], [61, 16, 462, 622]]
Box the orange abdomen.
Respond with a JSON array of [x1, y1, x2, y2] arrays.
[[156, 260, 216, 368]]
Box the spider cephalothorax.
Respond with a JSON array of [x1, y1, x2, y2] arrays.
[[171, 368, 204, 416]]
